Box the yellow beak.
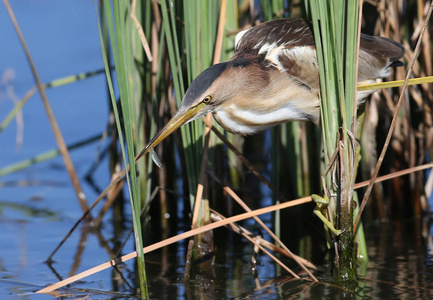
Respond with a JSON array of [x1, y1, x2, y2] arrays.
[[135, 106, 203, 162]]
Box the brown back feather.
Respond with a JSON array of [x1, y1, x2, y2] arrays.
[[234, 18, 405, 82]]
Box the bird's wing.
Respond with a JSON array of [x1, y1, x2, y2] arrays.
[[234, 19, 318, 90], [234, 18, 315, 54], [234, 18, 405, 85]]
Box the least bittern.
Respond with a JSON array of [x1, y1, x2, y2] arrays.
[[136, 18, 404, 161]]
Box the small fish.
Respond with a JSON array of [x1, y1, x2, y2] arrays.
[[151, 148, 163, 169]]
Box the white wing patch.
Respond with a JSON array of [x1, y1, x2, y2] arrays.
[[256, 43, 317, 74], [258, 42, 276, 54], [234, 29, 249, 50]]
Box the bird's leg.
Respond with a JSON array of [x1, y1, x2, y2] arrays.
[[313, 140, 341, 237], [313, 128, 358, 237], [311, 194, 342, 236]]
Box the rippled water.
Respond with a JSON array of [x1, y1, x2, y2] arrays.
[[2, 183, 432, 299]]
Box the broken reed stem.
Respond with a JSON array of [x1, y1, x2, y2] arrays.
[[210, 210, 318, 270], [37, 160, 433, 293], [3, 0, 91, 218], [353, 1, 433, 234], [206, 170, 318, 282], [210, 210, 300, 278], [191, 113, 212, 228], [131, 0, 153, 62], [183, 240, 194, 282], [36, 196, 313, 294]]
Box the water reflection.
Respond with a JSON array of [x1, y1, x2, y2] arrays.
[[2, 175, 433, 299]]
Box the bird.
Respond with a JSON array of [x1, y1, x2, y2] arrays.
[[136, 18, 405, 162]]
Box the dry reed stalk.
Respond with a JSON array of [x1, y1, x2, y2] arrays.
[[191, 114, 212, 228], [36, 195, 313, 294], [210, 210, 318, 270], [206, 170, 318, 282], [210, 210, 300, 278], [354, 1, 433, 233], [38, 159, 433, 293], [131, 0, 153, 62]]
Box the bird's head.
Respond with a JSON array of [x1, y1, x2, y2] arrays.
[[135, 60, 253, 162]]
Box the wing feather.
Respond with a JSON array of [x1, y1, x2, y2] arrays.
[[233, 18, 404, 86]]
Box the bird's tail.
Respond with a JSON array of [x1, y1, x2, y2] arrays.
[[358, 34, 405, 80]]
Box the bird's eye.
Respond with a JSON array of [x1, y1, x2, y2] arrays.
[[203, 95, 213, 104]]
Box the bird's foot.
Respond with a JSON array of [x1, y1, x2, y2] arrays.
[[311, 194, 342, 236]]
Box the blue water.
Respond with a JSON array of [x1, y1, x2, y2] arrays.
[[0, 1, 117, 297], [1, 0, 108, 204]]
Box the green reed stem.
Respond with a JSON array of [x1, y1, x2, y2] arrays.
[[307, 0, 360, 282], [96, 1, 148, 297]]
